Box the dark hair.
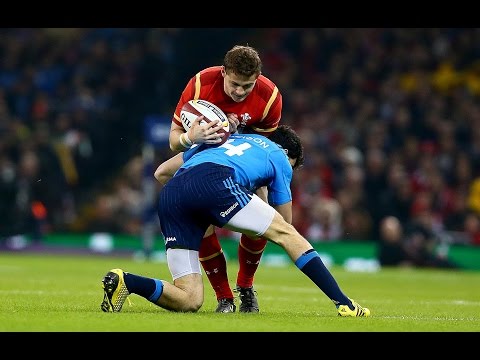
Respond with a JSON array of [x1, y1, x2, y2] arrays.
[[223, 45, 262, 78], [268, 125, 304, 170]]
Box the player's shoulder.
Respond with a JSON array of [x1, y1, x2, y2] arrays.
[[191, 66, 222, 89], [254, 74, 282, 104], [198, 66, 222, 79], [256, 74, 279, 93]]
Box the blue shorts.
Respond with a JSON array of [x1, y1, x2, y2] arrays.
[[157, 162, 254, 251]]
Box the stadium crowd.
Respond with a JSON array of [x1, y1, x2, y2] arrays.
[[1, 29, 480, 263]]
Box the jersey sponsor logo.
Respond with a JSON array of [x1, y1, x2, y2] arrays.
[[220, 202, 239, 217], [164, 236, 176, 245]]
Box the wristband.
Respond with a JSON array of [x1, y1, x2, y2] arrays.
[[179, 133, 193, 148], [184, 132, 193, 145]]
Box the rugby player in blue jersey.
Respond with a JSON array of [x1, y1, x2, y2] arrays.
[[100, 125, 370, 317]]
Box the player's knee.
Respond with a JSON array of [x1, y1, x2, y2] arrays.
[[185, 302, 203, 312], [265, 219, 298, 247], [182, 294, 204, 312]]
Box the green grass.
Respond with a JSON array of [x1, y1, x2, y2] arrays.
[[1, 252, 479, 332]]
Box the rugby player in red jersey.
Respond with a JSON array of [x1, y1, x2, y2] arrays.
[[168, 45, 282, 313]]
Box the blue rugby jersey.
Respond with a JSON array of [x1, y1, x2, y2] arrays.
[[179, 134, 293, 206]]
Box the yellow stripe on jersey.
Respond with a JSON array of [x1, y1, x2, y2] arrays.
[[194, 73, 201, 100], [250, 125, 277, 133], [262, 86, 279, 120]]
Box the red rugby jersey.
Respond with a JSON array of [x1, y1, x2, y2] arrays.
[[172, 66, 282, 136]]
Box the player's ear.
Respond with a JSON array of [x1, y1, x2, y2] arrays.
[[221, 66, 226, 77]]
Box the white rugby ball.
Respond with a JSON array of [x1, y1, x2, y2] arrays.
[[180, 99, 230, 145]]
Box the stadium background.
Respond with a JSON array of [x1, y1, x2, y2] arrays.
[[1, 28, 480, 270]]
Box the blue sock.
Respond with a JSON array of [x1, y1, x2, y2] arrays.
[[295, 249, 352, 309], [124, 272, 164, 304]]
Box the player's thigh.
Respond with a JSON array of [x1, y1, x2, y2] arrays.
[[263, 212, 312, 260], [167, 248, 202, 280], [225, 194, 276, 237]]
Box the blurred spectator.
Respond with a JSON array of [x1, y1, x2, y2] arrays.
[[305, 198, 343, 242], [0, 150, 49, 242], [377, 216, 414, 267], [378, 215, 460, 269], [463, 212, 480, 245], [468, 177, 480, 215], [404, 205, 460, 269], [83, 195, 123, 234]]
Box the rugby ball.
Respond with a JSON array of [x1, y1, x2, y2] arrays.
[[180, 99, 230, 145]]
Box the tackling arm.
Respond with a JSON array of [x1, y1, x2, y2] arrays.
[[154, 152, 184, 186]]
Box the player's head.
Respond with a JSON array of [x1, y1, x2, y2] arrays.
[[222, 45, 262, 103], [268, 125, 305, 170]]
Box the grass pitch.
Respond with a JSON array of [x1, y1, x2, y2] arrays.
[[1, 252, 479, 332]]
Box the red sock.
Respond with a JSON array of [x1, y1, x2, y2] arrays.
[[236, 234, 267, 288], [199, 232, 234, 300]]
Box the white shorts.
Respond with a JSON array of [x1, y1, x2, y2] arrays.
[[226, 193, 276, 237], [166, 248, 202, 280]]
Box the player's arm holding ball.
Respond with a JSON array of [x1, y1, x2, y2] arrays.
[[170, 116, 225, 151]]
